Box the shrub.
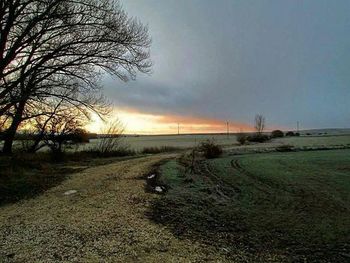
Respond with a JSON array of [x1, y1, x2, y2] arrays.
[[271, 130, 284, 138], [276, 144, 294, 152], [70, 128, 90, 143], [236, 133, 247, 145], [142, 146, 179, 154], [286, 131, 300, 137], [199, 140, 223, 159], [93, 120, 125, 155], [247, 134, 270, 143]]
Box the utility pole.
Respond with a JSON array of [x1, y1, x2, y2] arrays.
[[297, 121, 300, 133], [178, 123, 180, 135], [226, 121, 229, 138]]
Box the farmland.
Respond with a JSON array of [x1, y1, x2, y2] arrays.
[[86, 133, 350, 152], [151, 149, 350, 262]]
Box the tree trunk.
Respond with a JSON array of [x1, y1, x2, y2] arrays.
[[28, 132, 45, 153], [2, 101, 25, 154]]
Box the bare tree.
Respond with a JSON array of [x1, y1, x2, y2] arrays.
[[22, 98, 78, 152], [254, 114, 265, 134], [30, 104, 88, 154], [0, 0, 151, 153], [94, 120, 125, 155]]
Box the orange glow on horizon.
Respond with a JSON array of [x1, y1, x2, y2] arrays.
[[86, 107, 255, 135]]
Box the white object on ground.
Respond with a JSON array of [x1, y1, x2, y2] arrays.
[[148, 174, 156, 179], [63, 190, 77, 196], [155, 186, 163, 193]]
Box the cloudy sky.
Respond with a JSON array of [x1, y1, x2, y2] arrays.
[[94, 0, 350, 134]]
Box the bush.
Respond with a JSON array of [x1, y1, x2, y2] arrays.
[[271, 130, 284, 138], [199, 140, 223, 159], [93, 120, 125, 155], [70, 128, 90, 143], [247, 134, 270, 143], [276, 144, 294, 152], [236, 133, 247, 145], [142, 146, 179, 154], [286, 131, 300, 137]]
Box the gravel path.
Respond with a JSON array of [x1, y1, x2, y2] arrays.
[[0, 155, 226, 262]]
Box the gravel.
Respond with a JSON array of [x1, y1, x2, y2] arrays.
[[0, 155, 228, 262]]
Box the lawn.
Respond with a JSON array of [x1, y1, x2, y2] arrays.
[[150, 149, 350, 262]]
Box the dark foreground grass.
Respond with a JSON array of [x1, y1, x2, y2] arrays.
[[0, 154, 73, 205], [149, 149, 350, 262], [0, 150, 137, 205]]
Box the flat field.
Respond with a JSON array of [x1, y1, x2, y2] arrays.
[[152, 149, 350, 262], [85, 133, 350, 151], [88, 134, 235, 151]]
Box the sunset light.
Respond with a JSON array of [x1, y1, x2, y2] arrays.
[[86, 108, 254, 135]]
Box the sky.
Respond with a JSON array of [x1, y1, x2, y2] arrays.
[[92, 0, 350, 134]]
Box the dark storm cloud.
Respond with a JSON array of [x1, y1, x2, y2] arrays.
[[103, 0, 350, 129], [103, 77, 201, 116]]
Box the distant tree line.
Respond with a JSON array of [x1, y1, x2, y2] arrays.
[[236, 114, 300, 145], [0, 0, 151, 154]]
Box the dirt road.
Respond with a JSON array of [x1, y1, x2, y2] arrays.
[[0, 155, 226, 262]]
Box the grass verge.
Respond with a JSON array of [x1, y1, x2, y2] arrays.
[[141, 146, 181, 154]]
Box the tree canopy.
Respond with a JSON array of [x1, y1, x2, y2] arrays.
[[0, 0, 151, 153]]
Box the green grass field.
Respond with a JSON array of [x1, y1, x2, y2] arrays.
[[151, 149, 350, 262]]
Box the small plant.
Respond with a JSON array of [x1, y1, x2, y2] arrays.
[[286, 131, 295, 136], [286, 131, 300, 137], [276, 144, 294, 152], [247, 134, 270, 143], [236, 133, 247, 145], [271, 130, 284, 138], [199, 140, 223, 159]]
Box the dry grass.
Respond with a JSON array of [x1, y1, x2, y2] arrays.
[[141, 146, 180, 154], [0, 154, 228, 262]]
